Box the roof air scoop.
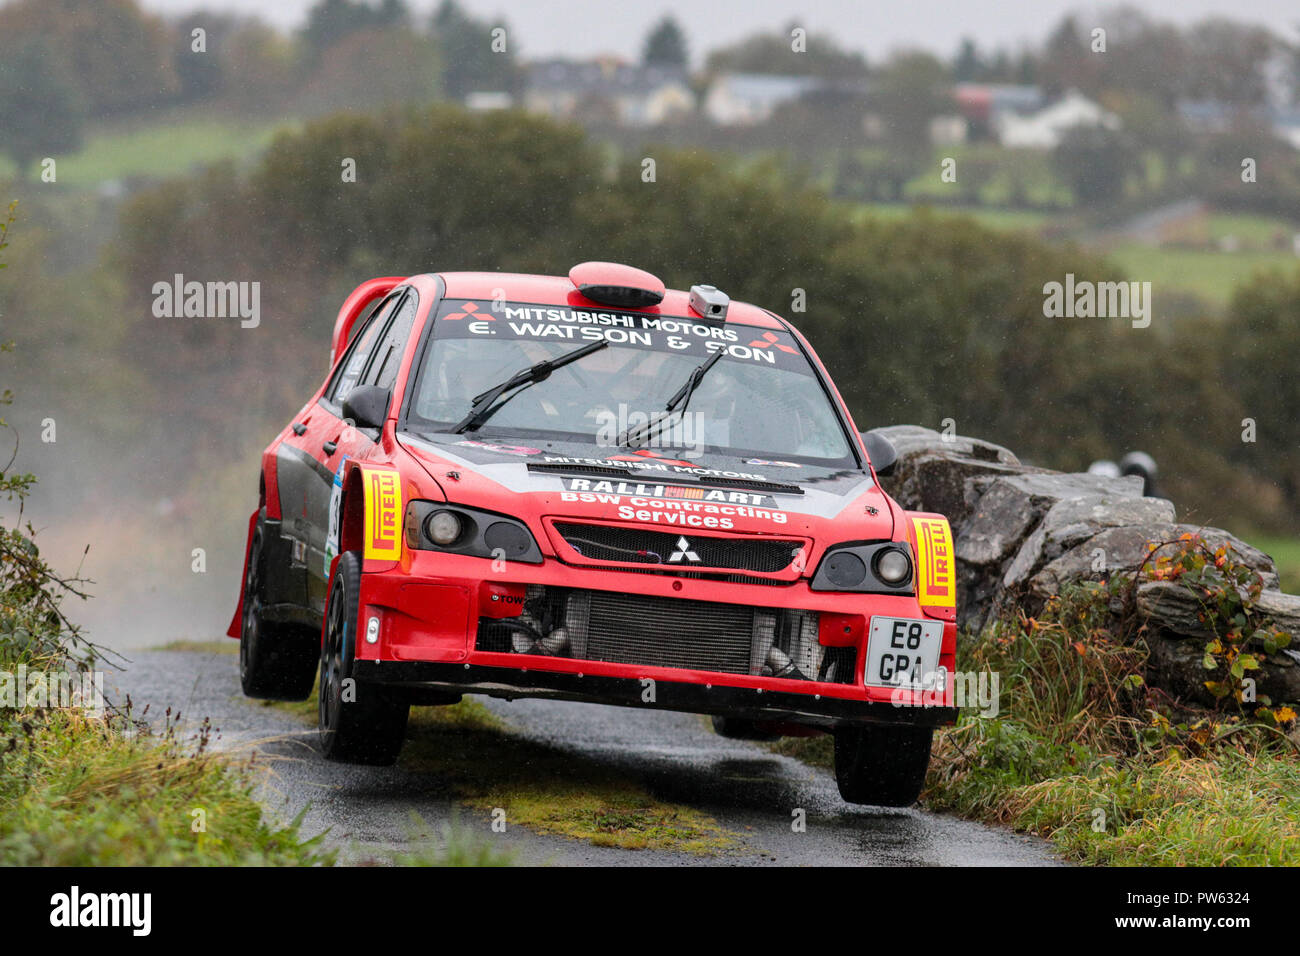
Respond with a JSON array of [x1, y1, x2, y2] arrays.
[[569, 261, 665, 308]]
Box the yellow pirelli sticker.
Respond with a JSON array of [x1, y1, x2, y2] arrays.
[[912, 516, 955, 609], [363, 469, 403, 561]]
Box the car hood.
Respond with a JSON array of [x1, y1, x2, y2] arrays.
[[398, 432, 895, 544]]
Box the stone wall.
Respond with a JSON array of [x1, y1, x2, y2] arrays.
[[874, 425, 1300, 706]]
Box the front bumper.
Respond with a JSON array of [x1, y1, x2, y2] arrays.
[[354, 660, 957, 729], [352, 548, 959, 728]]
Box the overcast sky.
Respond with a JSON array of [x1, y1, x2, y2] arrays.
[[130, 0, 1300, 61]]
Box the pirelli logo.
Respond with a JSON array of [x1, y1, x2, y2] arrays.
[[364, 469, 402, 561], [911, 515, 955, 609]]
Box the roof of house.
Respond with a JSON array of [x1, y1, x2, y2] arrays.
[[526, 58, 689, 96], [708, 72, 823, 102]]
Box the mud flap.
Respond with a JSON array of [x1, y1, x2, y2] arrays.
[[227, 509, 260, 638]]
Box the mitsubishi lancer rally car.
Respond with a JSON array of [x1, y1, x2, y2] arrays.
[[229, 261, 957, 806]]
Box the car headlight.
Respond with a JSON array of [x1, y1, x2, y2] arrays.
[[874, 547, 911, 584], [811, 542, 913, 593], [425, 510, 463, 546], [404, 501, 543, 563]]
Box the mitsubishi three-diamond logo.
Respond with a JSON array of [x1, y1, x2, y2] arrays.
[[668, 536, 700, 563]]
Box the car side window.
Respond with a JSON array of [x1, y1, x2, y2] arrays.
[[325, 294, 399, 406], [364, 293, 418, 392]]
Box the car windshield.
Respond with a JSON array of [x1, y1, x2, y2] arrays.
[[404, 298, 857, 467]]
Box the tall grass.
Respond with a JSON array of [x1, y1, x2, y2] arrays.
[[925, 582, 1300, 865]]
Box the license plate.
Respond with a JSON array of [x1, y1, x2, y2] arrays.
[[865, 616, 944, 690]]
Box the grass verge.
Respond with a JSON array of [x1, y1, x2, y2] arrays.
[[1, 230, 327, 865], [0, 704, 331, 865], [919, 573, 1299, 866]]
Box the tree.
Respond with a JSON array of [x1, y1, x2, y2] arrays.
[[953, 38, 982, 82], [705, 24, 868, 78], [301, 0, 409, 61], [293, 27, 440, 115], [220, 21, 299, 113], [868, 51, 951, 153], [0, 0, 179, 116], [0, 38, 84, 177], [1184, 19, 1274, 106], [1224, 267, 1300, 506], [172, 11, 246, 104], [1038, 15, 1093, 98], [1052, 125, 1137, 207], [431, 0, 517, 100], [643, 15, 688, 67]]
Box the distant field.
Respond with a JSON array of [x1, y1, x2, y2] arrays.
[[0, 114, 295, 185], [1248, 536, 1300, 593], [1207, 212, 1299, 246], [1104, 241, 1299, 308], [852, 202, 1300, 309], [853, 202, 1053, 233]]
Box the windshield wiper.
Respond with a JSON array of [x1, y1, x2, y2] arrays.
[[621, 348, 726, 448], [450, 340, 609, 434]]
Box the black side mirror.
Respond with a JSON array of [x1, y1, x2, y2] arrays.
[[342, 385, 392, 431], [862, 431, 898, 478]]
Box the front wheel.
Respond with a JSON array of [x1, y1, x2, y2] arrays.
[[318, 551, 408, 765], [833, 724, 933, 807]]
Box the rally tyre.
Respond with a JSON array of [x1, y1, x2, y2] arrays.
[[318, 550, 409, 765], [239, 523, 317, 701], [833, 724, 934, 807]]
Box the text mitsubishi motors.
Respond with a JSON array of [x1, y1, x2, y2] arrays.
[[230, 262, 958, 806]]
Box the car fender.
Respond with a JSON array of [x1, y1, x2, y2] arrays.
[[905, 512, 957, 624], [333, 459, 405, 573]]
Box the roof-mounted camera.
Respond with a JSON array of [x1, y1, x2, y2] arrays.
[[688, 284, 729, 323]]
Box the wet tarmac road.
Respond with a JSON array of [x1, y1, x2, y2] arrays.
[[107, 647, 1062, 866]]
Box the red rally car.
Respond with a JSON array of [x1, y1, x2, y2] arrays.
[[230, 261, 958, 806]]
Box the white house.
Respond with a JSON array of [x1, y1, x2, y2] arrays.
[[703, 72, 822, 126], [1273, 108, 1300, 150], [523, 58, 694, 127], [996, 90, 1120, 149], [953, 83, 1043, 139]]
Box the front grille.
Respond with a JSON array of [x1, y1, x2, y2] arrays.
[[475, 586, 857, 684], [554, 522, 802, 573], [584, 591, 752, 673], [587, 566, 793, 587]]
